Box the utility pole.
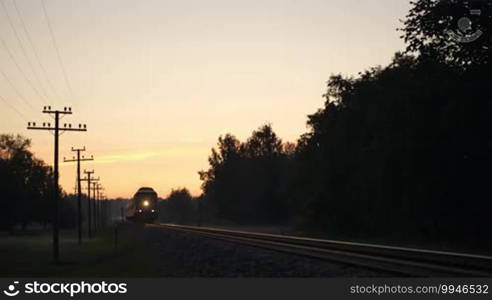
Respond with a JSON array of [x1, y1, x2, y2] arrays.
[[101, 194, 107, 226], [93, 183, 104, 231], [93, 182, 99, 233], [97, 184, 105, 228], [102, 194, 107, 226], [64, 148, 93, 244], [105, 196, 111, 226], [27, 106, 87, 263], [81, 170, 99, 238]]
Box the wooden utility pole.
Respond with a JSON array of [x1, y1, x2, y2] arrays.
[[92, 182, 99, 233], [102, 194, 108, 226], [97, 185, 105, 228], [81, 170, 98, 238], [64, 148, 93, 244], [27, 106, 87, 263]]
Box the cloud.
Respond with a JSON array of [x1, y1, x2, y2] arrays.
[[92, 147, 208, 165], [96, 151, 162, 164]]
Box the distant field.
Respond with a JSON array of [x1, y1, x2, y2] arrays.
[[0, 224, 156, 277]]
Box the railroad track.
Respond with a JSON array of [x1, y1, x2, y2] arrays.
[[148, 223, 492, 277]]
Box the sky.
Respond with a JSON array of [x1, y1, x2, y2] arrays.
[[0, 0, 412, 198]]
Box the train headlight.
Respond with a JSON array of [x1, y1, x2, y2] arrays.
[[143, 200, 149, 207]]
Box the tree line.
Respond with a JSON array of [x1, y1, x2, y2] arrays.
[[160, 0, 492, 250], [0, 134, 77, 231]]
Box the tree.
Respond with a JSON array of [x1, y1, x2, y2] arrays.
[[159, 188, 193, 224], [292, 49, 492, 247], [199, 124, 294, 224], [0, 134, 68, 231], [401, 0, 492, 67], [242, 124, 283, 158]]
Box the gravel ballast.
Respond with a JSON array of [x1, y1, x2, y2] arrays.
[[139, 225, 390, 277]]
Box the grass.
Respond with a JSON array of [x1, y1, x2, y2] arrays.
[[0, 224, 157, 277]]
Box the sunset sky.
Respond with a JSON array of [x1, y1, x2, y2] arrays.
[[0, 0, 411, 198]]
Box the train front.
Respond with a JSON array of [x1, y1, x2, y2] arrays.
[[134, 187, 158, 223]]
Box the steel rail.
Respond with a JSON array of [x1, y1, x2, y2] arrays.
[[150, 223, 492, 277]]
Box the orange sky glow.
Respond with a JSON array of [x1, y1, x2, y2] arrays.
[[0, 0, 411, 198]]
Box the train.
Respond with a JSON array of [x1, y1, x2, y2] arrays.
[[124, 187, 158, 223]]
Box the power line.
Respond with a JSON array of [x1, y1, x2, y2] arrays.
[[0, 93, 27, 121], [0, 28, 48, 106], [0, 67, 37, 112], [12, 0, 63, 104], [41, 0, 75, 104], [1, 0, 51, 104]]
